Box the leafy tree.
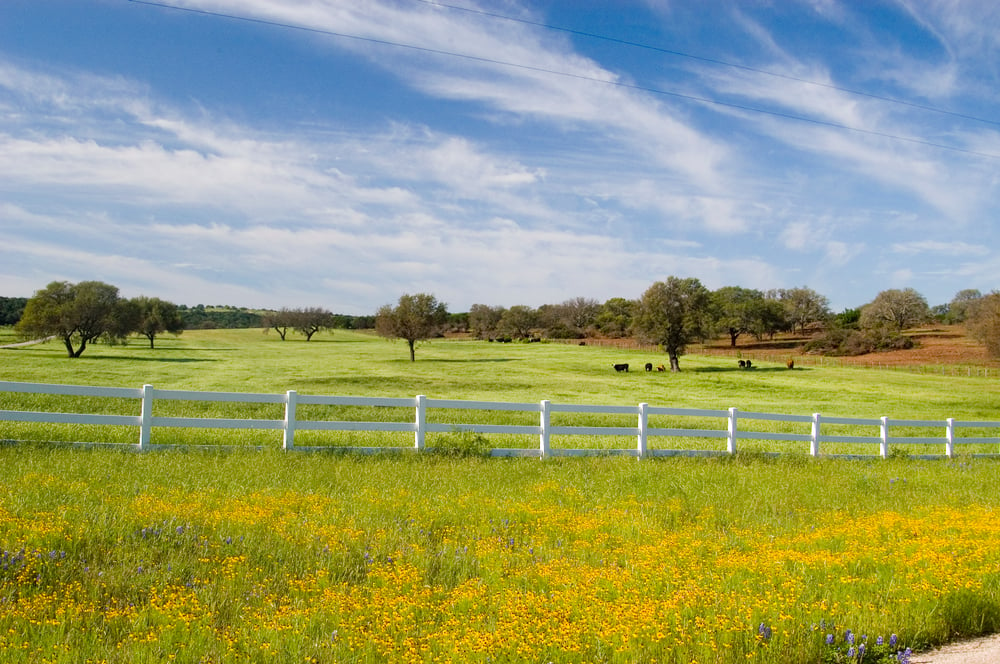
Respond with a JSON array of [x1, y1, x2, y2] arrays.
[[292, 307, 336, 341], [16, 280, 133, 357], [947, 289, 983, 324], [833, 308, 861, 329], [375, 293, 449, 361], [551, 297, 601, 338], [771, 287, 830, 334], [633, 277, 712, 372], [860, 288, 930, 332], [261, 308, 296, 340], [468, 303, 505, 340], [750, 296, 789, 340], [712, 286, 765, 347], [497, 305, 538, 340], [133, 296, 185, 348], [966, 292, 1000, 358], [0, 296, 28, 325], [594, 297, 636, 338]]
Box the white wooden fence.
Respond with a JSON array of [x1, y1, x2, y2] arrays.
[[1, 380, 999, 459]]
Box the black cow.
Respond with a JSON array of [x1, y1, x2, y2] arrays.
[[738, 360, 746, 368], [613, 363, 629, 372], [645, 362, 653, 372]]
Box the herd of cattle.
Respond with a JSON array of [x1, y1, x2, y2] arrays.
[[612, 362, 667, 372], [612, 359, 762, 372]]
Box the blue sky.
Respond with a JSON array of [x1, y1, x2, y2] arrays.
[[2, 1, 998, 315]]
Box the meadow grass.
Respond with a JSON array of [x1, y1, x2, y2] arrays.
[[2, 446, 1000, 663], [2, 328, 1000, 662]]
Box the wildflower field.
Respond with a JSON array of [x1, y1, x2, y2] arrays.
[[2, 328, 1000, 662]]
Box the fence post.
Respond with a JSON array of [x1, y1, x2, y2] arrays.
[[139, 384, 153, 451], [810, 413, 821, 457], [415, 395, 426, 451], [539, 400, 551, 459], [637, 403, 648, 459], [946, 418, 955, 458], [283, 390, 297, 450], [727, 407, 738, 455], [879, 416, 889, 459]]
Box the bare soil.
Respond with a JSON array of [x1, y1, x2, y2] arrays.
[[698, 325, 998, 369]]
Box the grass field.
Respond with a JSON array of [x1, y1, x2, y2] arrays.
[[2, 328, 1000, 662]]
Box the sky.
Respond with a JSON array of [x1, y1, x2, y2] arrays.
[[1, 1, 999, 315]]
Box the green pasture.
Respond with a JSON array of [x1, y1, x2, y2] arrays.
[[1, 327, 998, 455], [3, 327, 1000, 662]]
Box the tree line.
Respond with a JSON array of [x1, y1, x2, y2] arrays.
[[379, 282, 1000, 369], [8, 279, 1000, 366]]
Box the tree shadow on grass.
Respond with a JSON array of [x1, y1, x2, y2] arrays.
[[80, 355, 218, 363], [392, 358, 520, 363], [691, 366, 811, 373]]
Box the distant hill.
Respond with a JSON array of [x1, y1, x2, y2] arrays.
[[178, 305, 374, 330]]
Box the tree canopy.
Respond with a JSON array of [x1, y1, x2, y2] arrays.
[[860, 288, 931, 332], [966, 292, 1000, 358], [134, 296, 185, 348], [16, 281, 133, 357], [375, 293, 449, 361], [633, 277, 712, 372]]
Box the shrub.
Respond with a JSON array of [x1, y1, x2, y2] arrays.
[[803, 327, 914, 356]]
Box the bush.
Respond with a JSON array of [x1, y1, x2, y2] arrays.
[[428, 430, 491, 457], [803, 327, 914, 356]]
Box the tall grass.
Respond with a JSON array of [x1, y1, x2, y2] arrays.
[[2, 446, 1000, 662]]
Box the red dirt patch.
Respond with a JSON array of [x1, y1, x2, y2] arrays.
[[699, 325, 999, 369]]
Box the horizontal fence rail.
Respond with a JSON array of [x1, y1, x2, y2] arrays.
[[1, 381, 999, 459]]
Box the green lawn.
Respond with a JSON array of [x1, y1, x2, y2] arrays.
[[1, 327, 997, 454]]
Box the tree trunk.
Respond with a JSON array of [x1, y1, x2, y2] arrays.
[[729, 329, 739, 347], [72, 338, 87, 357], [146, 333, 155, 349], [669, 352, 681, 372], [63, 336, 76, 358], [408, 339, 416, 361]]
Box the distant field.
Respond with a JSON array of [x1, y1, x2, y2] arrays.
[[3, 327, 1000, 662], [1, 326, 998, 454]]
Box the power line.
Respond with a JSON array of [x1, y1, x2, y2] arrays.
[[413, 0, 1000, 130], [127, 0, 1000, 160]]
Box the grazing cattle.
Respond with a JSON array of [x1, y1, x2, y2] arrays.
[[656, 364, 666, 372], [613, 363, 629, 372], [645, 362, 653, 372], [786, 359, 795, 369], [745, 359, 753, 369], [738, 360, 746, 368]]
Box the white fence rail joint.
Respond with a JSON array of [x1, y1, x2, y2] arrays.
[[1, 381, 999, 460]]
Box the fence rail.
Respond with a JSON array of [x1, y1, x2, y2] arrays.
[[1, 381, 999, 460]]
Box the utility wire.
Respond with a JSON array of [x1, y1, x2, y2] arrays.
[[413, 0, 1000, 129], [127, 0, 1000, 160]]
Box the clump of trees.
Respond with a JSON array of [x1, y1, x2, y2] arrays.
[[261, 307, 338, 341], [375, 293, 449, 361], [15, 281, 184, 357], [803, 288, 930, 356], [0, 296, 27, 325]]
